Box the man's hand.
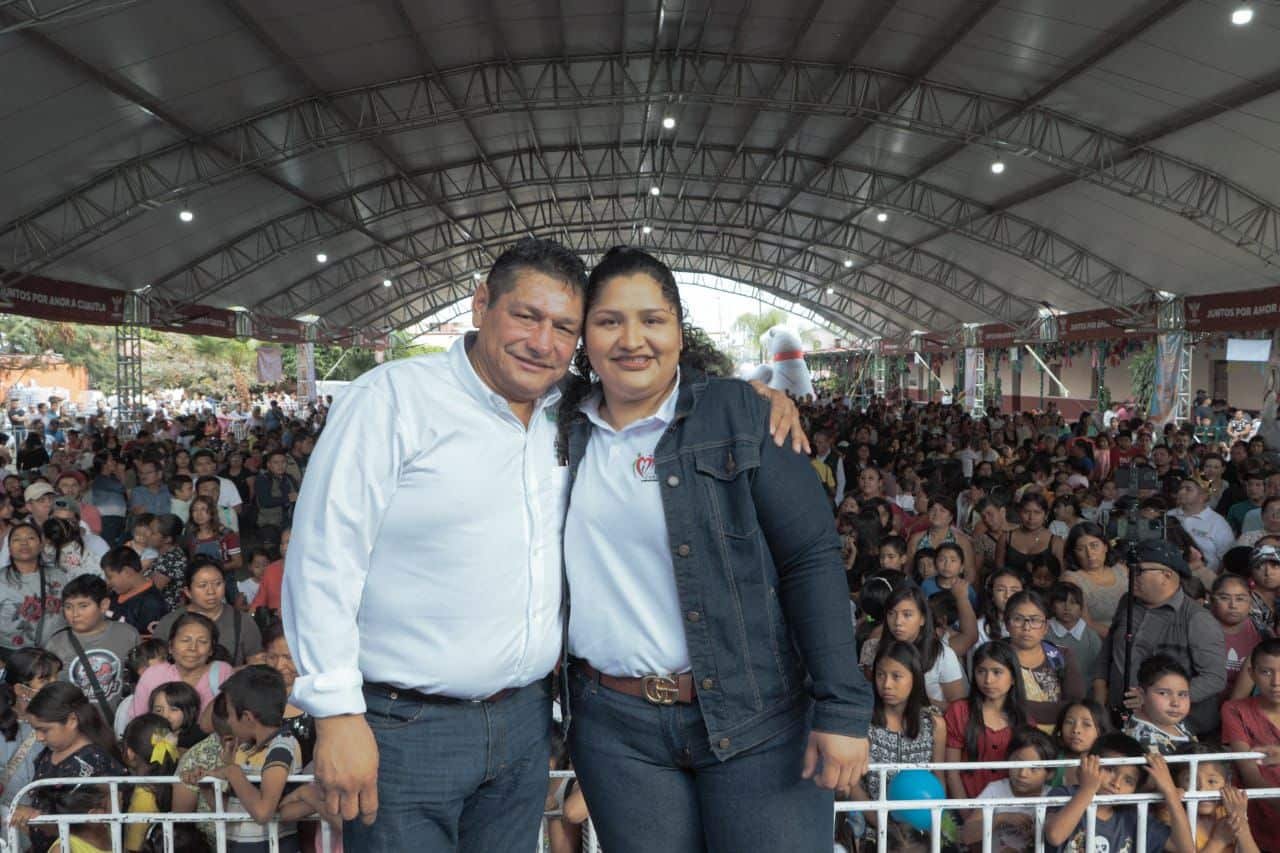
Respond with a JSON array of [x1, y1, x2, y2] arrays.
[[314, 714, 380, 826], [802, 731, 869, 791], [1122, 686, 1142, 710], [748, 380, 810, 454]]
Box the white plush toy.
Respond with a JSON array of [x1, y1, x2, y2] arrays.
[[740, 363, 773, 384], [759, 326, 814, 399]]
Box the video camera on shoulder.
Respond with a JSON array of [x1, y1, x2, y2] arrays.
[[1114, 464, 1159, 496], [1106, 495, 1167, 544]]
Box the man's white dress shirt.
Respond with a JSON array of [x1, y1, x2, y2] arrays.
[[564, 380, 690, 677], [283, 335, 568, 717], [1167, 505, 1235, 571]]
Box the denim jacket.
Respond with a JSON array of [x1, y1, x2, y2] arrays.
[[561, 370, 872, 760]]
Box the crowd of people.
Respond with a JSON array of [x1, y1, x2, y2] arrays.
[[0, 235, 1278, 853], [813, 392, 1280, 851], [0, 396, 325, 852]]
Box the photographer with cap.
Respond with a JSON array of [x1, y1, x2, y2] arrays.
[[1091, 538, 1226, 733]]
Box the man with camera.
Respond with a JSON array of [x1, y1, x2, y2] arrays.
[[1091, 539, 1225, 733]]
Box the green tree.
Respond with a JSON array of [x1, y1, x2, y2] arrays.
[[732, 308, 790, 362], [1129, 343, 1156, 411]]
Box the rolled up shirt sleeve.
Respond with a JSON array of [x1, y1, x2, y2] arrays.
[[282, 384, 406, 718]]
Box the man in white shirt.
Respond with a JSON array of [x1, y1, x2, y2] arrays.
[[1167, 475, 1235, 572], [285, 239, 803, 852]]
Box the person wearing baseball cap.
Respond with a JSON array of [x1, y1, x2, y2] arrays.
[[1167, 473, 1234, 572], [1091, 538, 1226, 733], [22, 481, 56, 526], [1248, 544, 1280, 630]]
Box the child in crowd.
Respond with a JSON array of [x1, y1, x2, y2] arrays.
[[150, 680, 205, 750], [1047, 581, 1102, 678], [855, 572, 900, 672], [10, 682, 128, 851], [1210, 572, 1263, 699], [944, 640, 1029, 799], [1051, 700, 1111, 785], [1044, 733, 1194, 853], [921, 542, 979, 608], [883, 585, 967, 710], [168, 475, 193, 522], [976, 566, 1025, 647], [878, 535, 909, 574], [238, 548, 270, 612], [1123, 654, 1196, 754], [114, 638, 169, 738], [1222, 637, 1280, 853], [911, 546, 937, 585], [150, 514, 188, 613], [961, 726, 1056, 850], [125, 513, 158, 572], [1171, 744, 1259, 853], [206, 665, 304, 853], [848, 640, 946, 811], [45, 574, 139, 722], [1026, 552, 1062, 593], [121, 713, 178, 852], [102, 545, 167, 638]]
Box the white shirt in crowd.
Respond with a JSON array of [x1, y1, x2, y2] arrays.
[[565, 377, 688, 677], [1167, 505, 1234, 571], [283, 335, 567, 717]]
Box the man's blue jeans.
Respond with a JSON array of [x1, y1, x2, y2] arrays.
[[344, 678, 552, 852], [567, 666, 834, 852]]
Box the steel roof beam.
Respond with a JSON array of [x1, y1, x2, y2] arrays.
[[362, 238, 890, 340], [6, 51, 1279, 287], [0, 5, 436, 307], [816, 0, 1194, 303], [716, 0, 998, 266], [159, 142, 1137, 319], [252, 199, 963, 334]]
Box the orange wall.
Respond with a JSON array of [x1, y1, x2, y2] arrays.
[[0, 361, 90, 402]]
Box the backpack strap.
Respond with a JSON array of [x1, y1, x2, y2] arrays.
[[63, 628, 115, 725]]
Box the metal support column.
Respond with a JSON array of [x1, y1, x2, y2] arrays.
[[871, 340, 886, 399], [114, 293, 148, 438], [1157, 297, 1193, 425], [964, 325, 984, 418]]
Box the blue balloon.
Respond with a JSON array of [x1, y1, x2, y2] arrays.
[[887, 769, 945, 831]]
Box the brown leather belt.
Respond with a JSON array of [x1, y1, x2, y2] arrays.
[[364, 681, 518, 705], [576, 661, 697, 705]]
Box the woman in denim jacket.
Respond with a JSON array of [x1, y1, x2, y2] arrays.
[[556, 248, 872, 852]]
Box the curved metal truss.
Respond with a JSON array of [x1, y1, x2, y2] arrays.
[[140, 144, 1153, 321], [3, 51, 1277, 300]]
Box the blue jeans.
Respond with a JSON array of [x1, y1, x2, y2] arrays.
[[567, 666, 833, 853], [344, 678, 553, 853]]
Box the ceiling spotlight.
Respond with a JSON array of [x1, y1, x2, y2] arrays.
[[228, 305, 249, 312], [649, 186, 661, 197], [178, 210, 194, 223], [473, 271, 483, 281], [295, 314, 320, 324], [382, 278, 393, 288], [1232, 4, 1254, 25], [642, 225, 653, 235], [843, 258, 854, 268], [990, 160, 1006, 175], [876, 211, 888, 223], [826, 287, 834, 295], [662, 116, 676, 130], [315, 253, 328, 264]]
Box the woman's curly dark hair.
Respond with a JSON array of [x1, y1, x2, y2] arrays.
[[556, 247, 732, 462]]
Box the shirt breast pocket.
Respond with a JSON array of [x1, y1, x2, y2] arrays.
[[693, 442, 761, 538]]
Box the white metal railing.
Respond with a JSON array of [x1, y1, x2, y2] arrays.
[[4, 773, 335, 853], [848, 752, 1276, 853], [6, 754, 1277, 853]]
